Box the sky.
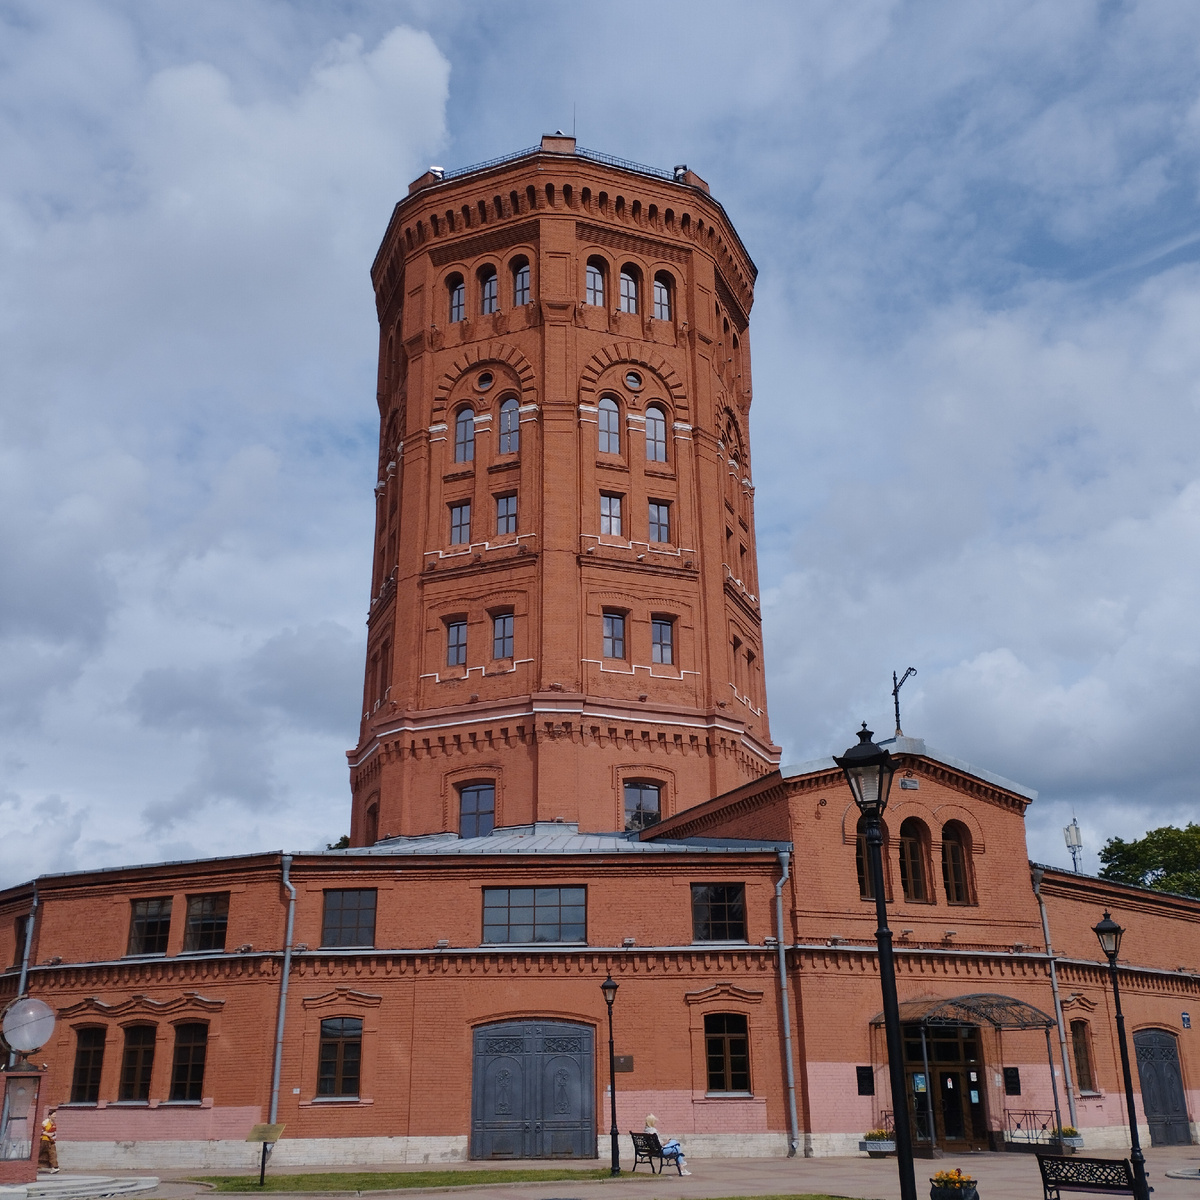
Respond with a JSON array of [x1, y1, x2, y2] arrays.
[[3, 0, 1200, 887]]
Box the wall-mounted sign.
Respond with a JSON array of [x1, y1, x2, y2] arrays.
[[614, 1055, 634, 1072], [1183, 1012, 1191, 1030], [913, 1073, 927, 1093]]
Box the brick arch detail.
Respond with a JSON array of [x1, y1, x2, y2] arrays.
[[579, 344, 687, 407], [434, 342, 538, 409]]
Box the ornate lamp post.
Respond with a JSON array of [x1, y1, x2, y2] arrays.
[[1093, 912, 1150, 1200], [600, 975, 620, 1176], [835, 724, 916, 1200]]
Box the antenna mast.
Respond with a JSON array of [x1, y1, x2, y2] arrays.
[[892, 667, 916, 737], [1064, 818, 1083, 872]]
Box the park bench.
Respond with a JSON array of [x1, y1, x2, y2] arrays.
[[1037, 1154, 1152, 1200], [630, 1130, 683, 1174]]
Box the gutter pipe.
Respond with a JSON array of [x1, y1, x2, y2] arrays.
[[269, 854, 297, 1125], [7, 885, 38, 1067], [774, 850, 800, 1157], [1031, 867, 1078, 1129]]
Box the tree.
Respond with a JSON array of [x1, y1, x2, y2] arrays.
[[326, 834, 350, 850], [1099, 822, 1200, 899]]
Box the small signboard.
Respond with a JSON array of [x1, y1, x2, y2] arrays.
[[614, 1055, 634, 1073], [1183, 1012, 1191, 1030], [246, 1123, 286, 1143]]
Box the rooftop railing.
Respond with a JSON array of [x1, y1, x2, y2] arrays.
[[440, 145, 678, 184]]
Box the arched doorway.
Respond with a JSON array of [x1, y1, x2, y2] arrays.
[[1133, 1029, 1191, 1145], [470, 1020, 595, 1159]]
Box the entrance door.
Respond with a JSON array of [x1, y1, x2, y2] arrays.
[[903, 1024, 989, 1151], [471, 1021, 595, 1159], [1134, 1029, 1191, 1146]]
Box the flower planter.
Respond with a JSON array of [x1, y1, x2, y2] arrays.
[[1061, 1136, 1083, 1150], [859, 1139, 895, 1158], [930, 1185, 978, 1200]]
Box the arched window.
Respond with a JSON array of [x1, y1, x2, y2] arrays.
[[479, 266, 498, 315], [856, 815, 891, 901], [459, 782, 495, 838], [653, 272, 672, 320], [645, 405, 668, 462], [498, 396, 519, 454], [585, 258, 606, 307], [447, 274, 465, 323], [624, 780, 660, 831], [619, 265, 639, 314], [941, 821, 974, 905], [898, 818, 929, 903], [512, 258, 530, 306], [598, 396, 620, 454], [1070, 1020, 1095, 1092], [454, 408, 475, 462], [364, 802, 379, 847], [318, 1017, 362, 1097]]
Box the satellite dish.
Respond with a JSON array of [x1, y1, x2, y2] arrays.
[[2, 997, 56, 1054]]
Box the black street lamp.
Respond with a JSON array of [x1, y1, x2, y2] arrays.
[[600, 974, 620, 1176], [835, 724, 916, 1200], [1093, 912, 1150, 1200]]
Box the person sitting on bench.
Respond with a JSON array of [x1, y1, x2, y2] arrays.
[[645, 1114, 691, 1175]]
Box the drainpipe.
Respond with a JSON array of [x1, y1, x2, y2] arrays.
[[7, 885, 38, 1067], [774, 850, 801, 1157], [269, 854, 297, 1125], [1031, 867, 1078, 1129]]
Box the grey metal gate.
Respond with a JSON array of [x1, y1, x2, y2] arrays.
[[1134, 1029, 1191, 1146], [471, 1021, 595, 1159]]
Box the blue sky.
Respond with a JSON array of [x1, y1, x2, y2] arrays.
[[3, 0, 1200, 885]]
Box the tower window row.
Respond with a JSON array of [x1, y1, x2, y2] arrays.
[[445, 611, 518, 666], [445, 493, 520, 545], [447, 258, 531, 321], [602, 611, 675, 665], [454, 397, 520, 462], [585, 259, 673, 319], [598, 397, 669, 462], [596, 495, 673, 544]]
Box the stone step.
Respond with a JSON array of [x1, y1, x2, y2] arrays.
[[0, 1175, 160, 1200]]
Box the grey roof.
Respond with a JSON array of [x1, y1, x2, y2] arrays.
[[780, 736, 1037, 802], [326, 822, 789, 857]]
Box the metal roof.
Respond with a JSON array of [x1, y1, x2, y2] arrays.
[[327, 822, 789, 858], [870, 992, 1054, 1030]]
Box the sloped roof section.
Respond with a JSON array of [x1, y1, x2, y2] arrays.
[[870, 992, 1054, 1029]]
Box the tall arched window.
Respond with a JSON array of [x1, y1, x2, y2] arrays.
[[856, 815, 891, 900], [479, 266, 498, 315], [941, 821, 974, 905], [619, 265, 639, 313], [512, 258, 530, 306], [898, 818, 929, 903], [454, 408, 475, 462], [585, 258, 606, 306], [498, 396, 519, 454], [653, 272, 672, 320], [1070, 1020, 1095, 1092], [598, 396, 620, 454], [645, 405, 668, 462], [447, 274, 465, 323]]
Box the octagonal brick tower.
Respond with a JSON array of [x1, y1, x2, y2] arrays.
[[348, 135, 779, 844]]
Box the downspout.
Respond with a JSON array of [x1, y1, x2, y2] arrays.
[[269, 854, 297, 1125], [8, 885, 38, 1067], [1031, 867, 1077, 1129], [774, 850, 800, 1157]]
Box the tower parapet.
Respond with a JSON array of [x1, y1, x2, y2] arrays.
[[349, 135, 779, 844]]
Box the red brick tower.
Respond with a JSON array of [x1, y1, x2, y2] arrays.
[[348, 136, 779, 843]]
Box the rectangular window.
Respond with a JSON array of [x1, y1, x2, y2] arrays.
[[496, 493, 517, 534], [492, 612, 514, 659], [183, 893, 229, 952], [170, 1023, 208, 1102], [600, 493, 622, 536], [12, 914, 28, 966], [317, 1017, 363, 1097], [1071, 1021, 1095, 1092], [623, 780, 661, 831], [691, 883, 747, 941], [651, 617, 674, 665], [602, 612, 625, 659], [856, 1065, 875, 1096], [447, 620, 467, 667], [459, 783, 496, 839], [705, 1013, 750, 1092], [71, 1028, 106, 1104], [648, 501, 670, 543], [321, 889, 377, 948], [119, 1026, 156, 1102], [483, 886, 586, 944], [450, 502, 471, 545], [128, 896, 172, 956]]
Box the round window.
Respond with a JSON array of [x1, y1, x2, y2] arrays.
[[624, 371, 643, 390], [476, 371, 494, 391]]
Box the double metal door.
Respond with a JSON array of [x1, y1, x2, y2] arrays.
[[1134, 1029, 1191, 1146], [471, 1021, 595, 1159]]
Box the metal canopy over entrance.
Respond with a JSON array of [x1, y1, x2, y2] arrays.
[[870, 994, 1063, 1155]]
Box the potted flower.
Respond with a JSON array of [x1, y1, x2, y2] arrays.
[[930, 1167, 978, 1200], [1057, 1126, 1084, 1150], [859, 1128, 896, 1157]]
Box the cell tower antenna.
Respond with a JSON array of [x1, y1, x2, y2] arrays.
[[892, 667, 916, 737], [1064, 817, 1083, 872]]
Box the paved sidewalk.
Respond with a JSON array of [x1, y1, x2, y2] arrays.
[[103, 1145, 1200, 1200]]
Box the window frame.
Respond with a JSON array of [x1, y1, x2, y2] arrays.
[[446, 619, 467, 667], [317, 1016, 363, 1098], [447, 274, 465, 323], [623, 780, 661, 832], [482, 885, 587, 945], [941, 822, 974, 905], [118, 1024, 157, 1103], [651, 615, 675, 665], [169, 1022, 208, 1103], [70, 1026, 106, 1104], [653, 273, 672, 321], [127, 896, 173, 956], [498, 397, 520, 454], [645, 406, 668, 463], [320, 889, 378, 949], [512, 259, 531, 306], [648, 500, 671, 543], [454, 408, 475, 463], [1070, 1020, 1096, 1093], [691, 883, 747, 942], [492, 611, 514, 659], [600, 492, 623, 536], [449, 501, 471, 545], [479, 265, 498, 315], [585, 258, 606, 307], [704, 1012, 751, 1094], [459, 782, 496, 839], [619, 266, 639, 314], [598, 396, 620, 455], [495, 492, 517, 534], [897, 819, 929, 904], [183, 892, 229, 953], [602, 610, 626, 660]]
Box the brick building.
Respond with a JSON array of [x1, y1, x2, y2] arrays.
[[0, 138, 1197, 1169]]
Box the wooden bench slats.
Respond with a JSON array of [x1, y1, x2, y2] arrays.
[[630, 1131, 683, 1175], [1037, 1153, 1150, 1200]]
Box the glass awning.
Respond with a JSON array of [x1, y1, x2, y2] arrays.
[[870, 992, 1054, 1030]]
